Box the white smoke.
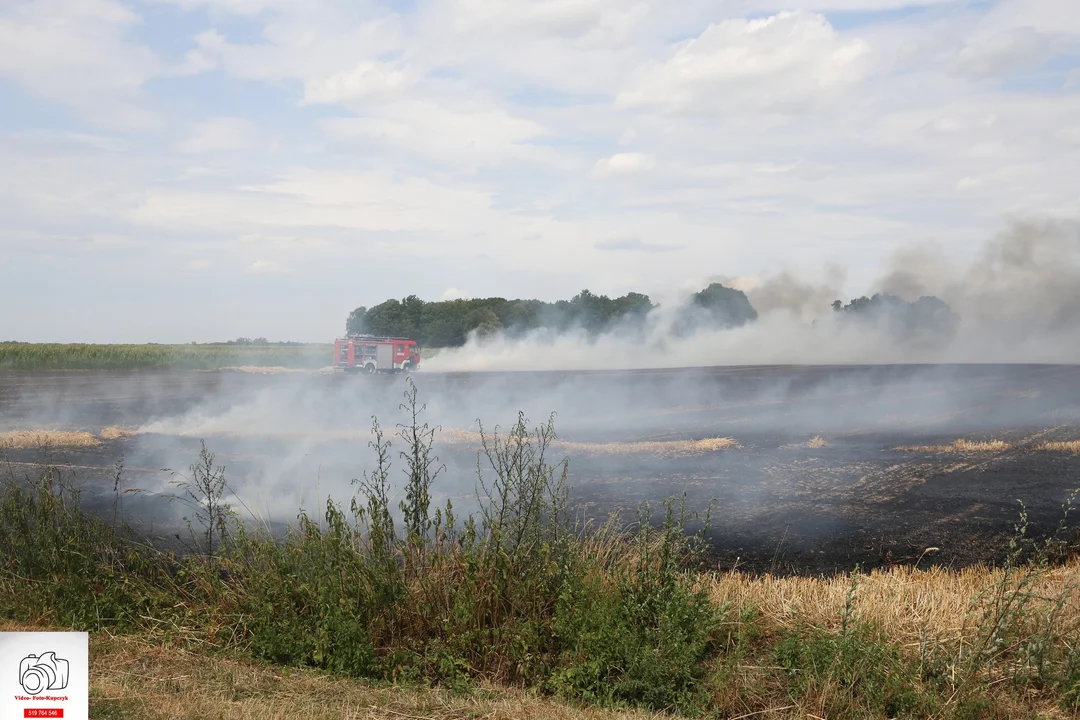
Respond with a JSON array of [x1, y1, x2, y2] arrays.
[[426, 221, 1080, 371]]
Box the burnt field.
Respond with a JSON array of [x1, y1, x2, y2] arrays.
[[3, 364, 1080, 575]]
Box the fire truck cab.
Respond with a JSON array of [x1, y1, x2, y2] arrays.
[[335, 335, 421, 374]]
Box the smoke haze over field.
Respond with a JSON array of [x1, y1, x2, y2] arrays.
[[426, 221, 1080, 371], [6, 359, 1080, 571]]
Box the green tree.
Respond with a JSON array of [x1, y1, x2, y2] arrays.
[[502, 300, 534, 333], [674, 283, 757, 335], [365, 300, 407, 337], [421, 300, 468, 347], [345, 307, 369, 335], [401, 295, 426, 338], [832, 293, 959, 349], [465, 307, 502, 338], [692, 283, 758, 323]]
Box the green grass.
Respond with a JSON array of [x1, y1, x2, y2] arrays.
[[0, 343, 333, 370], [2, 381, 1079, 718]]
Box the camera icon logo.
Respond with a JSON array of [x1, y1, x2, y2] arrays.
[[19, 652, 69, 696]]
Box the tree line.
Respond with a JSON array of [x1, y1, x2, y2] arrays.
[[345, 283, 759, 347], [832, 293, 960, 347], [346, 285, 957, 349]]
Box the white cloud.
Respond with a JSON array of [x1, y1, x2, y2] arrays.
[[593, 152, 655, 175], [147, 0, 300, 14], [444, 0, 652, 45], [449, 0, 604, 34], [177, 117, 261, 154], [189, 11, 404, 85], [745, 0, 956, 9], [0, 0, 162, 128], [408, 0, 665, 97], [976, 0, 1080, 38], [594, 237, 681, 252], [239, 233, 330, 252], [248, 259, 289, 274], [127, 169, 501, 235], [617, 11, 870, 115], [440, 287, 465, 300], [318, 100, 562, 170], [952, 27, 1051, 79], [302, 61, 411, 104]]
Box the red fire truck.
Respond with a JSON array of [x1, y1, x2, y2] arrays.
[[334, 335, 421, 374]]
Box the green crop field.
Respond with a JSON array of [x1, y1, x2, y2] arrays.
[[0, 343, 334, 371]]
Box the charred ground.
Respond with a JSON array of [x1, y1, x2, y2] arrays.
[[2, 364, 1079, 575]]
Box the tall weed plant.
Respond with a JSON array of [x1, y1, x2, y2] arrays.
[[222, 380, 718, 707]]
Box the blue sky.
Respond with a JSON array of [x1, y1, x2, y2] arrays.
[[1, 0, 1079, 342]]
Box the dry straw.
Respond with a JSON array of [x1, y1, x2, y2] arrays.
[[895, 439, 1010, 453], [1040, 440, 1080, 453], [99, 426, 139, 441], [706, 561, 1080, 647], [22, 424, 738, 457], [0, 431, 101, 449], [436, 428, 739, 456]]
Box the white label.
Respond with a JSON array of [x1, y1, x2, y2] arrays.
[[0, 632, 88, 719]]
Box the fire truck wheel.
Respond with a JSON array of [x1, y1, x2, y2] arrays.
[[363, 363, 376, 374], [401, 361, 414, 373]]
